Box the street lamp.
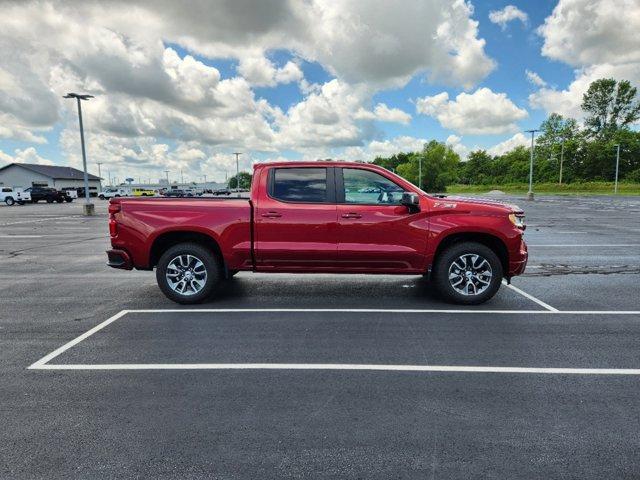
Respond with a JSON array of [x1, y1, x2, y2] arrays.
[[558, 138, 565, 185], [164, 170, 170, 184], [97, 162, 103, 191], [63, 93, 95, 215], [614, 144, 621, 194], [233, 152, 242, 196], [524, 129, 540, 201]]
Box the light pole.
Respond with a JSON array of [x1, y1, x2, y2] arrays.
[[233, 152, 242, 196], [180, 169, 184, 185], [614, 144, 621, 194], [63, 93, 95, 215], [559, 138, 565, 185], [164, 170, 170, 184], [525, 129, 539, 200], [97, 162, 103, 191]]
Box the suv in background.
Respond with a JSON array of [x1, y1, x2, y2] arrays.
[[163, 189, 186, 197], [25, 187, 66, 203]]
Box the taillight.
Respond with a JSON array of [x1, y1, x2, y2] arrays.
[[108, 202, 121, 237]]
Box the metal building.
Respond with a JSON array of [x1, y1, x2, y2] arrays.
[[0, 163, 102, 194]]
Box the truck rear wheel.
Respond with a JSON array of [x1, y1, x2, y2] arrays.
[[156, 242, 221, 304], [5, 197, 15, 206], [432, 241, 502, 305]]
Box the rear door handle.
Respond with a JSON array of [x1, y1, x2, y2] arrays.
[[341, 212, 362, 219], [261, 211, 282, 218]]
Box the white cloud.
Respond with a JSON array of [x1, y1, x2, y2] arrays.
[[342, 136, 428, 161], [525, 70, 547, 88], [238, 56, 303, 87], [486, 133, 529, 156], [531, 0, 640, 119], [529, 62, 640, 119], [538, 0, 640, 67], [355, 103, 412, 124], [489, 5, 528, 29], [0, 147, 54, 166], [0, 0, 496, 163], [416, 88, 528, 134], [445, 134, 470, 158]]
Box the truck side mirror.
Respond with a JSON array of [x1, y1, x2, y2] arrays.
[[401, 192, 420, 213]]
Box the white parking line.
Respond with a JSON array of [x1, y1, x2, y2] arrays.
[[29, 308, 640, 372], [30, 363, 640, 375], [0, 235, 43, 238], [503, 282, 558, 312], [528, 244, 640, 247], [29, 310, 128, 369]]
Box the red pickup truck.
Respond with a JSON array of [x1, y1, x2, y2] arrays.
[[107, 161, 527, 305]]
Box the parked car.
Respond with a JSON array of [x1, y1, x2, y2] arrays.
[[99, 188, 129, 199], [213, 188, 231, 196], [24, 187, 66, 203], [0, 187, 30, 205], [163, 189, 186, 197], [107, 161, 528, 305]]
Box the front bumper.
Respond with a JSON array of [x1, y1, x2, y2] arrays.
[[106, 249, 133, 270], [508, 237, 528, 276]]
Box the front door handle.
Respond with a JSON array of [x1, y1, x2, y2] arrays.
[[261, 211, 282, 218], [341, 212, 362, 219]]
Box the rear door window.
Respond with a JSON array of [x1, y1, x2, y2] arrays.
[[271, 168, 328, 203]]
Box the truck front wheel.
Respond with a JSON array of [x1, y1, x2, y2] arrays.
[[156, 242, 221, 304], [432, 242, 503, 305]]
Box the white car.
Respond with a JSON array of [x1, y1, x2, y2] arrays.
[[0, 187, 31, 206], [98, 188, 129, 199]]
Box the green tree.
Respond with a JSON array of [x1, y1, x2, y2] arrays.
[[372, 152, 412, 173], [582, 78, 640, 138], [228, 171, 252, 189], [395, 140, 460, 192]]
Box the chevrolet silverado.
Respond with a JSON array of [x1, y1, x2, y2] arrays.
[[107, 161, 527, 304]]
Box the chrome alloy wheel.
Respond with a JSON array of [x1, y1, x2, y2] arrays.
[[448, 253, 493, 296], [165, 254, 207, 296]]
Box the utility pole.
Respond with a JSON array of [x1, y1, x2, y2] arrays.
[[180, 169, 184, 185], [233, 152, 242, 196], [418, 156, 422, 190], [614, 144, 621, 194], [525, 129, 539, 201], [164, 170, 170, 185], [63, 93, 95, 215], [107, 169, 111, 187], [559, 138, 565, 185]]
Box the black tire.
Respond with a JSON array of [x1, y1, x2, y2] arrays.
[[56, 198, 64, 203], [5, 197, 15, 206], [31, 199, 38, 203], [156, 242, 221, 304], [432, 241, 503, 305], [46, 198, 53, 203], [65, 198, 73, 202], [17, 200, 25, 205]]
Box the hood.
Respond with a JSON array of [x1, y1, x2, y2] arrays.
[[431, 195, 523, 214]]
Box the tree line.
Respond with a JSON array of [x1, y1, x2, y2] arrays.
[[374, 78, 640, 191]]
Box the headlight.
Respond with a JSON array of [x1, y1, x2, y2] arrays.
[[509, 213, 526, 229]]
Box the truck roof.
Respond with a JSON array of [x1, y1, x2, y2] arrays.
[[253, 160, 382, 170]]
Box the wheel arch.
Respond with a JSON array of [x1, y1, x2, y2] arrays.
[[149, 230, 227, 274], [431, 231, 509, 277]]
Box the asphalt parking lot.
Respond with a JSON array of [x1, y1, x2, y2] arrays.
[[1, 195, 640, 479]]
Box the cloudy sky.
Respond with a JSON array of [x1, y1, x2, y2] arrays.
[[0, 0, 638, 184]]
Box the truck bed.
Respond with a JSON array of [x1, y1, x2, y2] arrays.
[[109, 196, 253, 271]]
